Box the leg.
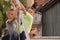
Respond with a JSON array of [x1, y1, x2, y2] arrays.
[[20, 31, 26, 40], [11, 32, 19, 40], [2, 34, 10, 40]]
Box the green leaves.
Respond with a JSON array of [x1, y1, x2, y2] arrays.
[[0, 11, 3, 28], [0, 0, 4, 6], [0, 0, 11, 28], [3, 0, 11, 13]]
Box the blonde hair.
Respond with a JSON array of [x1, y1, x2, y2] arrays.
[[6, 9, 15, 19]]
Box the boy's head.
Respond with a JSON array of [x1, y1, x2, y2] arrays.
[[6, 9, 17, 19], [28, 8, 35, 16], [12, 0, 16, 5]]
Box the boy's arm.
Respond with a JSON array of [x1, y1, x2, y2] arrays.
[[19, 2, 26, 14], [15, 1, 26, 15], [11, 0, 26, 14]]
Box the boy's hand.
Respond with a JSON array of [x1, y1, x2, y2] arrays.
[[12, 0, 26, 15], [7, 19, 15, 24]]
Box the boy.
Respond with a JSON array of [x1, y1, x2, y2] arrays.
[[11, 0, 34, 40], [2, 0, 34, 40], [2, 9, 19, 40]]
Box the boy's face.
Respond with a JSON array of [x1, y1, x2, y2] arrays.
[[28, 8, 35, 16], [7, 10, 17, 19], [12, 0, 16, 5]]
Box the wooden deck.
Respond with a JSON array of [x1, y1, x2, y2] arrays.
[[31, 36, 60, 40], [1, 36, 60, 40]]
